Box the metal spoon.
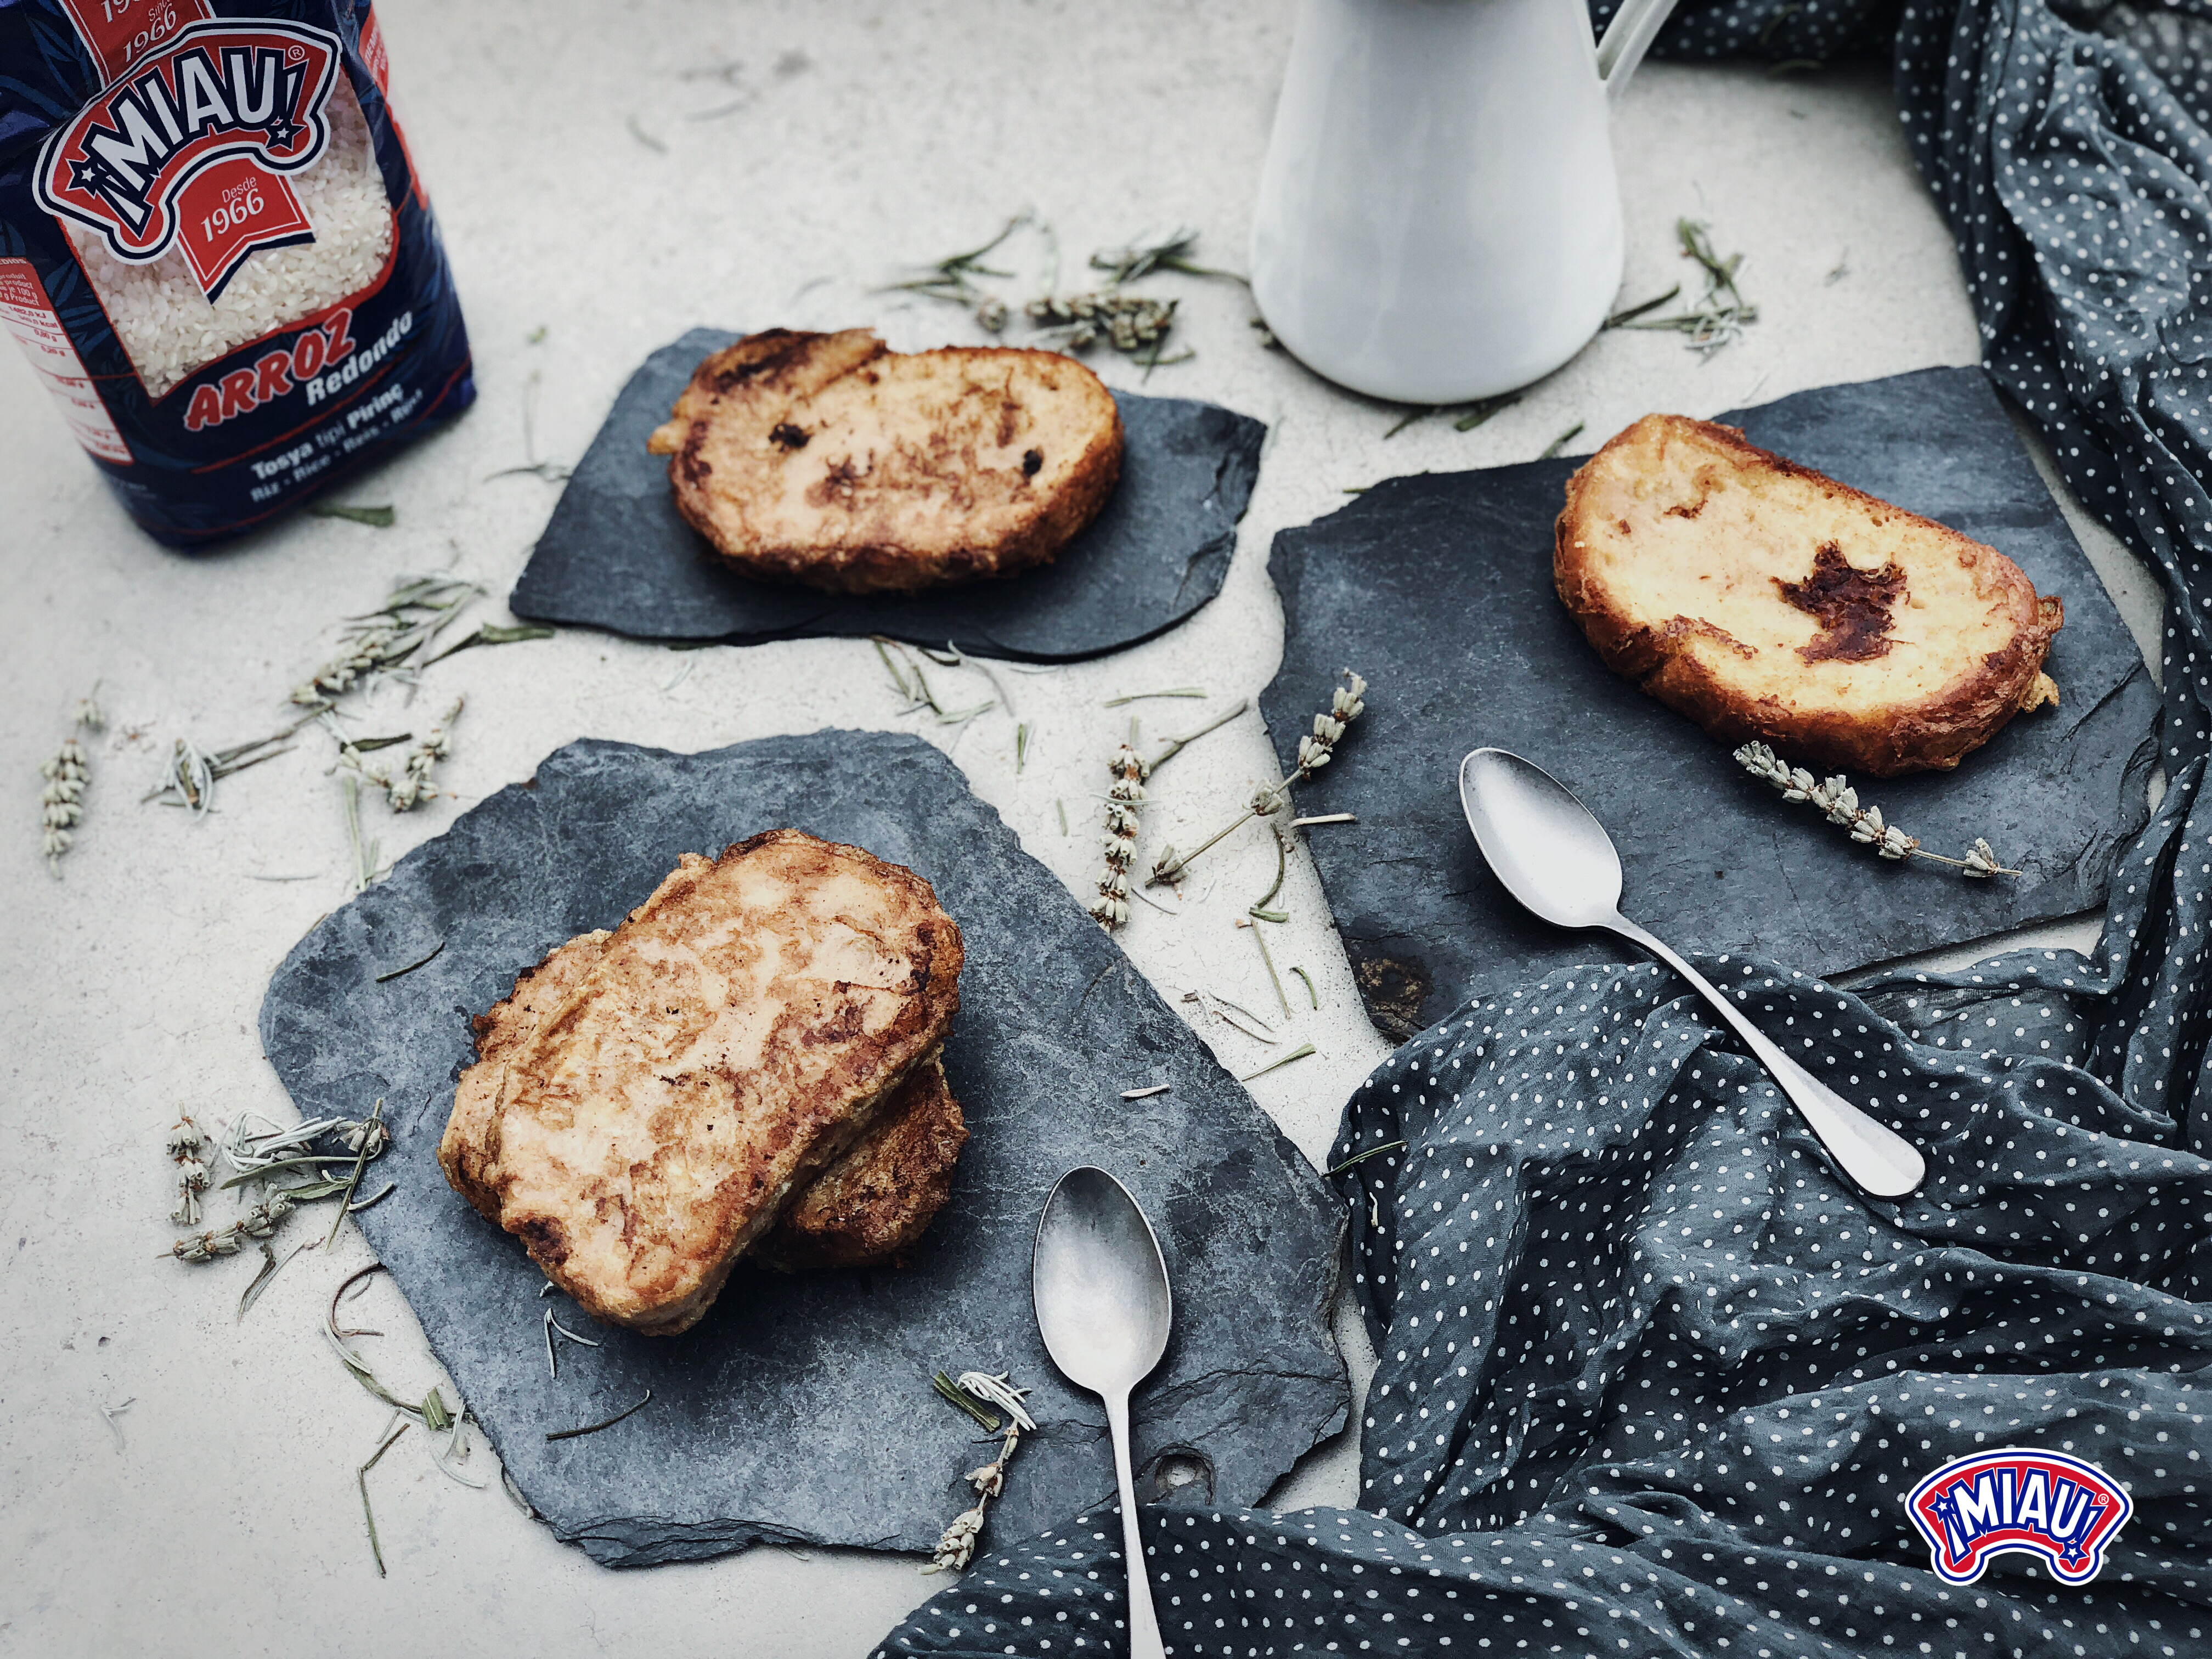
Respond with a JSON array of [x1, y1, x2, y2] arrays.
[[1458, 747, 1926, 1199], [1032, 1166, 1172, 1659]]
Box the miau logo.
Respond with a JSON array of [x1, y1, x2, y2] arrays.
[[34, 19, 341, 267], [1906, 1448, 2131, 1585]]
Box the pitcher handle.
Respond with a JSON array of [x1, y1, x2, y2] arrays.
[[1594, 0, 1680, 104]]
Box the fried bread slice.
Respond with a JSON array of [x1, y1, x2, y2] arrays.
[[439, 830, 963, 1334], [644, 328, 1123, 594], [442, 932, 967, 1271], [752, 1054, 967, 1272], [1556, 414, 2062, 776]]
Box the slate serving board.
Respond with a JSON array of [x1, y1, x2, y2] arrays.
[[258, 731, 1347, 1567], [507, 329, 1265, 661], [1261, 366, 2159, 1039]]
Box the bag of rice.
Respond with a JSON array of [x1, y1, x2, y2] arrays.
[[0, 1, 473, 548]]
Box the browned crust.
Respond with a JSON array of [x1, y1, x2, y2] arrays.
[[752, 1054, 968, 1271], [647, 329, 1125, 595], [443, 830, 964, 1334], [1554, 416, 2065, 777]]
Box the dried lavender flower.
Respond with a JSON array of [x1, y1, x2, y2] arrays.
[[1150, 670, 1367, 886], [1090, 743, 1146, 929], [1734, 743, 2019, 875], [167, 1192, 296, 1262], [350, 697, 463, 812], [921, 1404, 1028, 1575], [167, 1114, 209, 1226], [38, 689, 103, 874]]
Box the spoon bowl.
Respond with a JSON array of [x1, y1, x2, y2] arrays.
[[1458, 747, 1624, 928], [1032, 1166, 1173, 1394]]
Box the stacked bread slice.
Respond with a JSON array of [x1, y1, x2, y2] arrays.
[[438, 830, 966, 1334]]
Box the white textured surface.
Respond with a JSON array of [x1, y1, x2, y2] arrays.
[[0, 5, 2160, 1656]]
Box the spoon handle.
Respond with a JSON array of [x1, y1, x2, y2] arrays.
[[1105, 1389, 1166, 1659], [1609, 915, 1927, 1199]]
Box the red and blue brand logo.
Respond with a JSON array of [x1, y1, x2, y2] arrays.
[[1906, 1448, 2130, 1585], [33, 18, 342, 295]]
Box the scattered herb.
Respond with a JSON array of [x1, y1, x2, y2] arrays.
[[100, 1398, 133, 1452], [1016, 723, 1031, 772], [1145, 698, 1248, 772], [329, 1262, 387, 1340], [1538, 422, 1585, 460], [544, 1307, 601, 1380], [167, 1114, 208, 1226], [1090, 228, 1241, 285], [1056, 799, 1069, 836], [311, 503, 396, 528], [1612, 219, 1758, 356], [932, 1370, 1001, 1432], [374, 939, 445, 983], [357, 1417, 409, 1576], [874, 636, 995, 725], [142, 716, 311, 811], [1385, 392, 1521, 439], [166, 1192, 295, 1261], [546, 1390, 653, 1442], [291, 575, 483, 707], [237, 1238, 309, 1322], [342, 774, 379, 893], [38, 687, 101, 873], [422, 624, 555, 667], [345, 697, 462, 812], [1120, 1084, 1171, 1101], [1603, 284, 1682, 329], [625, 114, 667, 153], [922, 1373, 1035, 1576], [1103, 687, 1205, 707], [1290, 812, 1355, 827], [1290, 965, 1319, 1009], [1240, 1042, 1317, 1083], [348, 1181, 397, 1213], [1735, 742, 2019, 874], [888, 213, 1029, 303], [1150, 670, 1366, 885], [324, 1097, 386, 1249], [1088, 742, 1147, 929], [1324, 1138, 1407, 1178], [1826, 251, 1850, 285]]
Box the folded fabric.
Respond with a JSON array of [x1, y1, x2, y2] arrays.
[[878, 953, 2212, 1657]]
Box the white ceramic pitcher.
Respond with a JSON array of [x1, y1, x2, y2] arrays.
[[1251, 0, 1681, 404]]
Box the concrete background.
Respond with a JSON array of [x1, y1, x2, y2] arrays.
[[0, 3, 2164, 1655]]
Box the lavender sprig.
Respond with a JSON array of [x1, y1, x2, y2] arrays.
[[1734, 743, 2019, 876]]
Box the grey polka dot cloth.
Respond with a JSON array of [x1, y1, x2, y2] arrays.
[[877, 4, 2212, 1654]]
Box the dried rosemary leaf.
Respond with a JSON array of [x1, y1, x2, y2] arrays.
[[373, 940, 445, 983], [932, 1370, 1001, 1432], [1324, 1138, 1407, 1178], [311, 503, 396, 528], [545, 1390, 653, 1442], [1240, 1042, 1316, 1083]]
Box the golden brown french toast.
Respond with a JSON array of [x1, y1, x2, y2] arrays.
[[1555, 414, 2062, 775], [646, 328, 1123, 594], [438, 831, 963, 1334]]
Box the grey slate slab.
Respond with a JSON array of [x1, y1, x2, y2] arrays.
[[507, 329, 1265, 661], [1261, 367, 2158, 1039], [258, 731, 1346, 1567]]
